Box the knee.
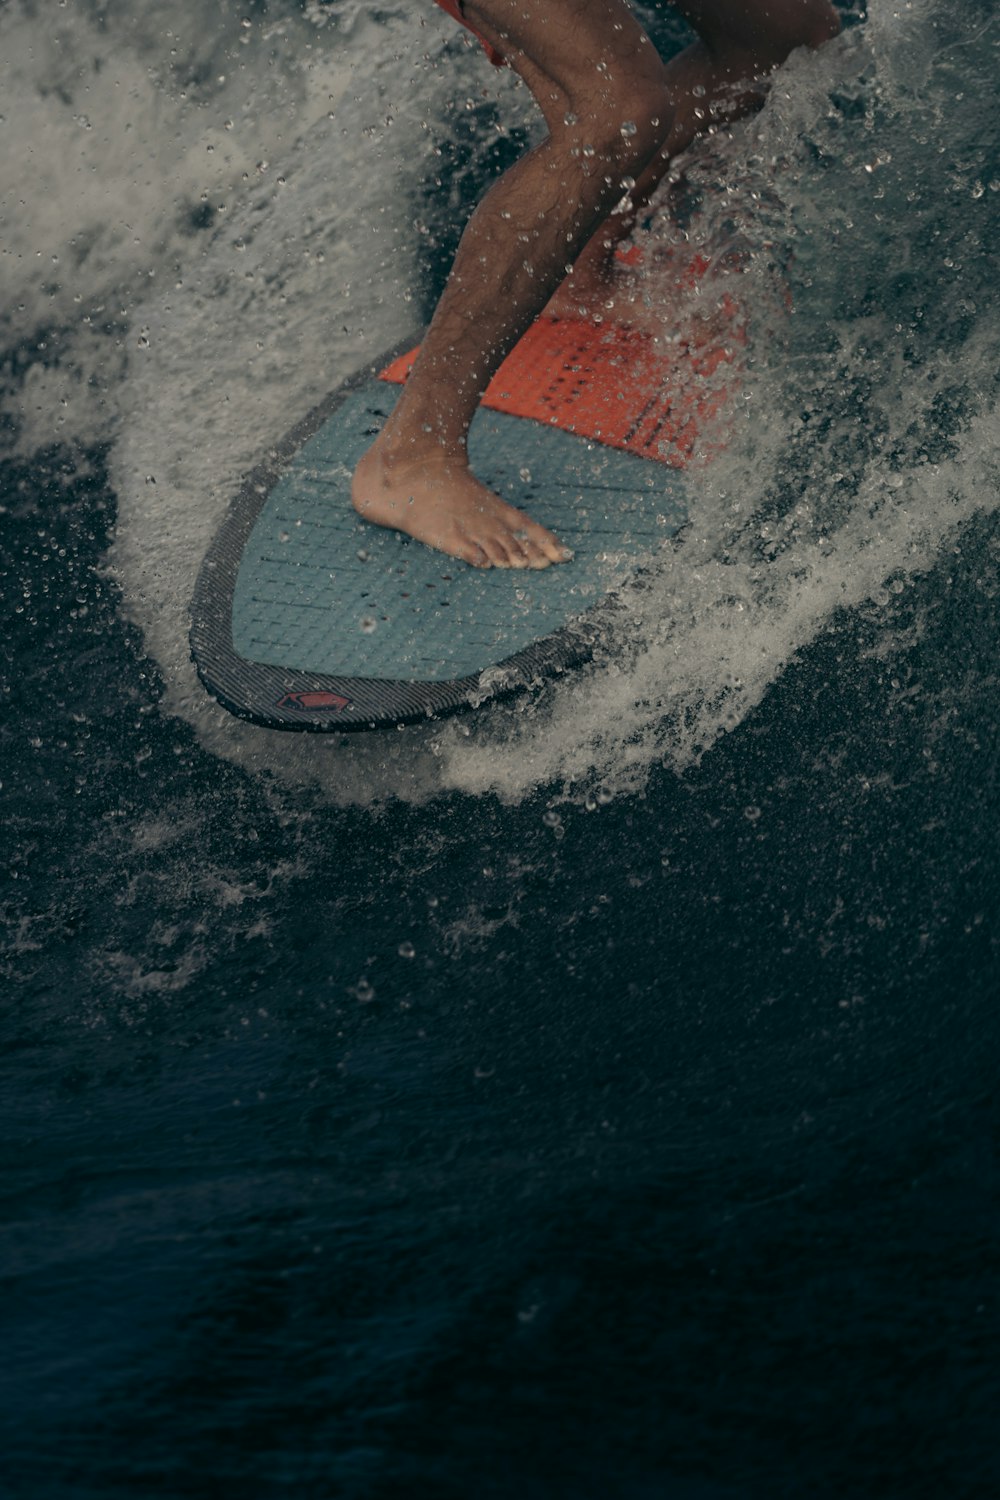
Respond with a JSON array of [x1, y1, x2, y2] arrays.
[[797, 0, 842, 50], [715, 0, 840, 76], [763, 1, 842, 64], [570, 69, 675, 179], [610, 74, 675, 164]]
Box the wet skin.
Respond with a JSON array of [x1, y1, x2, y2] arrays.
[[351, 0, 841, 569]]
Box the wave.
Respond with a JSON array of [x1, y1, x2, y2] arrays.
[[4, 0, 997, 806]]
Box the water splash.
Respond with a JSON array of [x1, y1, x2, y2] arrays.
[[6, 0, 998, 808], [433, 9, 1000, 801]]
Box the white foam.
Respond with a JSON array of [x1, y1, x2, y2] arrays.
[[94, 0, 519, 804], [7, 0, 998, 807], [1, 0, 477, 455]]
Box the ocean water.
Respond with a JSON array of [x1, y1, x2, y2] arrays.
[[3, 0, 999, 1494]]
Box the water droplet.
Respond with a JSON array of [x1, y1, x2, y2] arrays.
[[519, 466, 532, 483], [620, 120, 637, 138], [542, 809, 561, 827], [970, 180, 984, 199], [563, 112, 579, 127], [352, 977, 375, 1002], [356, 548, 369, 562], [744, 805, 761, 823], [398, 940, 415, 959]]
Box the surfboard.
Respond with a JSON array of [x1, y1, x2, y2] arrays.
[[190, 253, 741, 731]]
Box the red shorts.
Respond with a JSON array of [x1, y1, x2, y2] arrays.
[[434, 0, 506, 67]]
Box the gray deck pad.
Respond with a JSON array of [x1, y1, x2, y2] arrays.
[[191, 371, 688, 730]]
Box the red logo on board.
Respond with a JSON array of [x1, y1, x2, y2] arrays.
[[277, 690, 352, 712]]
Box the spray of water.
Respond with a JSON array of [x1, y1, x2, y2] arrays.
[[4, 0, 998, 806], [438, 7, 1000, 799]]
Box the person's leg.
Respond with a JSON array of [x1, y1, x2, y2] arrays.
[[552, 0, 841, 314], [354, 0, 675, 569], [353, 0, 840, 569]]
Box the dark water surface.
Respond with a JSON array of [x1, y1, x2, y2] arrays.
[[4, 1, 1000, 1495]]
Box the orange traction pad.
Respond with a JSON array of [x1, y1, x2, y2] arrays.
[[379, 255, 746, 468]]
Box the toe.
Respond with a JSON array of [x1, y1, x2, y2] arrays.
[[501, 530, 534, 569], [477, 532, 515, 569], [500, 506, 568, 568], [508, 520, 560, 569], [451, 535, 491, 568], [527, 520, 572, 565], [521, 535, 555, 569]]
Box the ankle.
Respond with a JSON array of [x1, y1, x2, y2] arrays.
[[366, 423, 466, 475]]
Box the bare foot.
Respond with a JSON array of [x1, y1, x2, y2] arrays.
[[352, 441, 572, 570]]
